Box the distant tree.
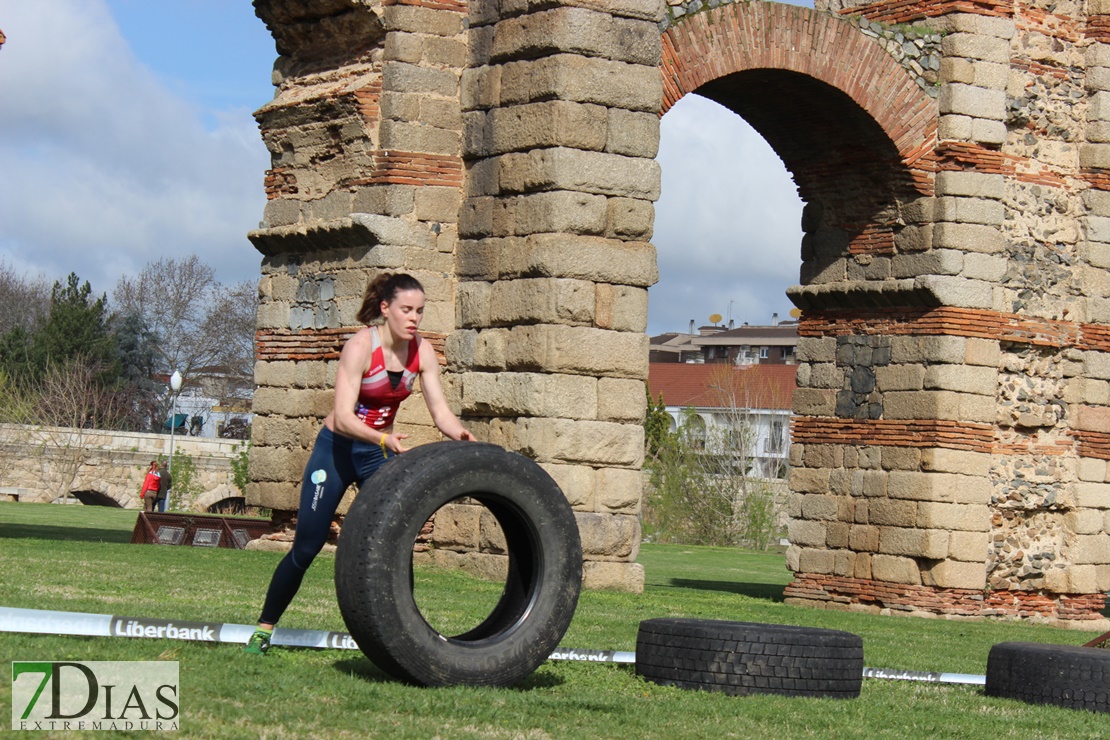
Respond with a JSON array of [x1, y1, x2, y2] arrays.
[[112, 256, 220, 378], [200, 279, 257, 406], [29, 273, 117, 378], [23, 356, 126, 503], [110, 310, 161, 431], [644, 388, 672, 458], [0, 326, 33, 379], [0, 259, 49, 337], [0, 370, 33, 481], [112, 258, 257, 414]]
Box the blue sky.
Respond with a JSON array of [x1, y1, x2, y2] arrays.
[[0, 1, 802, 335]]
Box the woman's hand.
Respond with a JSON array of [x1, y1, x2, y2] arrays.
[[384, 433, 410, 454], [457, 429, 475, 441]]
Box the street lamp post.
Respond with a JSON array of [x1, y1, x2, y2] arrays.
[[167, 370, 183, 512]]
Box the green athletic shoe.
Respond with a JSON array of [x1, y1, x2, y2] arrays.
[[243, 629, 272, 655]]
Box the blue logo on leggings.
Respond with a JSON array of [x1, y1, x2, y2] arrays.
[[310, 469, 327, 511]]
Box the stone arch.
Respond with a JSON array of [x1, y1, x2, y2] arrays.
[[191, 484, 237, 513], [660, 3, 936, 176], [659, 3, 937, 278], [70, 490, 125, 507]]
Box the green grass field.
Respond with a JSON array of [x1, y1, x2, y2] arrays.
[[0, 502, 1105, 738]]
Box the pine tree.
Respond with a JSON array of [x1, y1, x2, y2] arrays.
[[30, 273, 117, 376]]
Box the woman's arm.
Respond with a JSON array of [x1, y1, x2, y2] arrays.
[[418, 339, 473, 441], [329, 329, 391, 446]]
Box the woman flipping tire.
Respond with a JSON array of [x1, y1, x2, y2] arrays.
[[335, 441, 583, 687], [242, 273, 474, 656]]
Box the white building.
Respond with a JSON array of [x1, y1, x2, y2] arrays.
[[647, 362, 796, 478]]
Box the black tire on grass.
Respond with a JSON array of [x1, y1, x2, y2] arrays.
[[636, 618, 864, 698], [985, 641, 1110, 713], [334, 441, 582, 687]]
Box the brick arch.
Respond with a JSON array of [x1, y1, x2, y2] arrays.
[[660, 2, 936, 182]]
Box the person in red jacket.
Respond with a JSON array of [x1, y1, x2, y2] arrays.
[[139, 461, 161, 513]]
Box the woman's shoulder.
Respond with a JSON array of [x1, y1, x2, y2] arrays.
[[416, 333, 437, 366], [343, 326, 375, 352]]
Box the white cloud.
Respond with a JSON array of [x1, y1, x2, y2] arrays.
[[0, 0, 269, 299], [651, 94, 803, 335]]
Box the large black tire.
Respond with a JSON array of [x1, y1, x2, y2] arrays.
[[334, 441, 582, 687], [636, 618, 863, 698], [985, 642, 1110, 713]]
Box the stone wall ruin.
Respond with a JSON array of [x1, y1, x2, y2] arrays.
[[247, 0, 1110, 622]]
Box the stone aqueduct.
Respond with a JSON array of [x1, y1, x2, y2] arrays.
[[246, 0, 1110, 623]]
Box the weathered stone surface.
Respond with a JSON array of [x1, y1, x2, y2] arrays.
[[921, 559, 986, 589], [597, 377, 646, 422], [431, 502, 482, 548], [798, 547, 836, 575], [486, 101, 609, 155], [460, 371, 597, 420], [923, 365, 998, 395], [887, 471, 991, 505], [595, 467, 643, 513], [495, 147, 660, 199], [488, 277, 596, 325], [788, 519, 827, 547], [941, 34, 1011, 64], [492, 8, 660, 66], [916, 502, 989, 531], [869, 554, 921, 585], [920, 448, 991, 476], [507, 417, 644, 467], [576, 512, 639, 559], [538, 462, 595, 509], [500, 54, 662, 112], [457, 235, 658, 286]]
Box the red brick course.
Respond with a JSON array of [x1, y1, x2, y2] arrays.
[[785, 573, 1107, 620], [798, 307, 1093, 350], [792, 417, 995, 452], [382, 0, 466, 11], [264, 167, 299, 200], [1089, 14, 1110, 43], [347, 151, 463, 189], [256, 328, 447, 365], [846, 0, 1012, 24]]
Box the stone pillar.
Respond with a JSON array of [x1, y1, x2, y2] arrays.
[[1073, 2, 1110, 598], [453, 0, 665, 592]]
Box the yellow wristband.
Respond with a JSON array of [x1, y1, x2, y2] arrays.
[[380, 435, 389, 454]]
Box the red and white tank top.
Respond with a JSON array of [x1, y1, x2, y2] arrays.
[[356, 327, 421, 429]]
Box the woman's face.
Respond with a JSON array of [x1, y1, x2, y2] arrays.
[[381, 288, 425, 340]]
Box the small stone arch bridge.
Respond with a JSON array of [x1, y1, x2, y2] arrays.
[[0, 425, 245, 512], [245, 0, 1110, 625]]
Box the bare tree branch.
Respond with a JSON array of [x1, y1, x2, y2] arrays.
[[0, 258, 49, 336], [22, 357, 126, 503]]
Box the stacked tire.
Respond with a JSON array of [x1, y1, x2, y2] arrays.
[[636, 618, 863, 698]]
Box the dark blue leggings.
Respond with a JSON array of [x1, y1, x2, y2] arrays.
[[258, 426, 391, 625]]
